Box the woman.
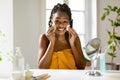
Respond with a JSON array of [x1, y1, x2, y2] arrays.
[[38, 3, 86, 69]]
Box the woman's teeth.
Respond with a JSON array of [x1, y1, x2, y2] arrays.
[[58, 28, 64, 31]]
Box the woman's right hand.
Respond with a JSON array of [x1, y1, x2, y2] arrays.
[[45, 27, 56, 43]]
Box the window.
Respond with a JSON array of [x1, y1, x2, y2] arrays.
[[45, 0, 97, 47]]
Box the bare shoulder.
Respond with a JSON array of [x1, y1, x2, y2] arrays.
[[75, 36, 82, 47], [39, 33, 48, 41], [39, 33, 49, 47]]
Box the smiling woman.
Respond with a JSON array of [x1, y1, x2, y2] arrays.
[[38, 3, 86, 69], [12, 0, 97, 69], [46, 0, 97, 47]]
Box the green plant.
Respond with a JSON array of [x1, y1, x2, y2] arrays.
[[101, 5, 120, 64], [0, 29, 6, 61], [0, 29, 13, 62]]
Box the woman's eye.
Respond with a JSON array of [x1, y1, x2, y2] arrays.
[[55, 20, 60, 23], [54, 20, 69, 25], [63, 21, 67, 23], [63, 21, 69, 24]]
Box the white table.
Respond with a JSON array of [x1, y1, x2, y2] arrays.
[[32, 69, 120, 80], [0, 69, 120, 80]]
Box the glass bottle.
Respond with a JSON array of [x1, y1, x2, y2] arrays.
[[100, 53, 106, 72], [12, 47, 25, 80], [25, 64, 33, 80]]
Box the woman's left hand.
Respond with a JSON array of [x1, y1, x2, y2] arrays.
[[67, 27, 78, 45]]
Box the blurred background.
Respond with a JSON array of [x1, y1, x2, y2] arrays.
[[0, 0, 120, 69]]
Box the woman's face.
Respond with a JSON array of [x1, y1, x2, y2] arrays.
[[51, 11, 70, 35]]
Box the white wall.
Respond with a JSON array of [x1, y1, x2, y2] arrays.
[[13, 0, 45, 68], [98, 0, 120, 63], [0, 0, 13, 77]]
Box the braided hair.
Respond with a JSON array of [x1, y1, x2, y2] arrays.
[[48, 3, 73, 28]]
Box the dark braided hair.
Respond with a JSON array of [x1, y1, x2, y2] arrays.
[[48, 3, 73, 28]]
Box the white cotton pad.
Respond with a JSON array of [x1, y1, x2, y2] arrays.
[[66, 25, 70, 31]]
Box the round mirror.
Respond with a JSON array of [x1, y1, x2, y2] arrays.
[[84, 38, 101, 61], [83, 38, 101, 76]]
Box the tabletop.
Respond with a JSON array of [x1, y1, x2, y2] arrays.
[[32, 69, 120, 80], [0, 69, 120, 80]]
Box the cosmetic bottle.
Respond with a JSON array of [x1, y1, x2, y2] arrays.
[[12, 47, 25, 80]]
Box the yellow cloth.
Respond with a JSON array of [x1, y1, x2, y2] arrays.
[[49, 49, 77, 69]]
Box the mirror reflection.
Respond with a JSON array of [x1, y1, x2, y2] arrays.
[[85, 38, 101, 61]]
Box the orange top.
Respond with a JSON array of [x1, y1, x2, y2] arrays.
[[49, 49, 77, 69]]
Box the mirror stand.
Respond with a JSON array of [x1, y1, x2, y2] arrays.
[[86, 71, 101, 76], [86, 58, 101, 76], [84, 38, 102, 77]]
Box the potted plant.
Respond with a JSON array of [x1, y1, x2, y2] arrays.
[[101, 5, 120, 69]]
